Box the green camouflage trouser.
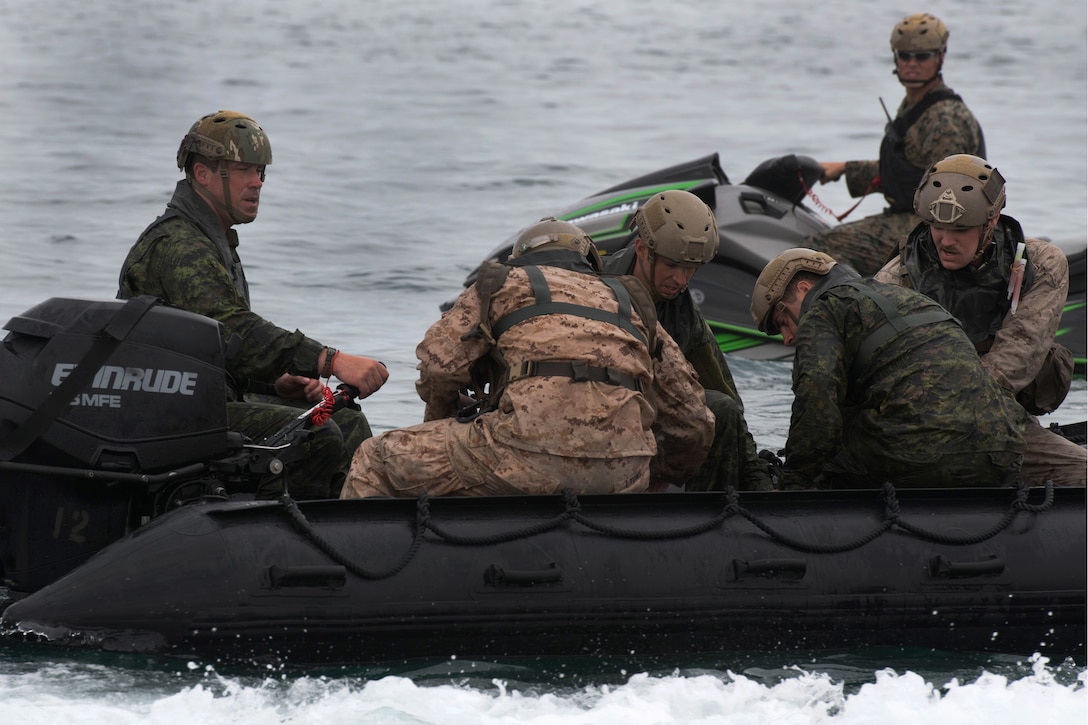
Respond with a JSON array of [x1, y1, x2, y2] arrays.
[[229, 398, 373, 500], [803, 210, 920, 276], [813, 447, 1023, 489], [682, 389, 774, 492]]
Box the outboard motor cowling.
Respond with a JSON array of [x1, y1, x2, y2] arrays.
[[0, 297, 229, 471]]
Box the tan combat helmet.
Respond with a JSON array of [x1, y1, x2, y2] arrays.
[[890, 12, 949, 53], [511, 217, 603, 271], [750, 248, 837, 335], [177, 110, 272, 172], [632, 189, 720, 264], [914, 154, 1006, 230]]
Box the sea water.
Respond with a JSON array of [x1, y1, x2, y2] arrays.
[[0, 0, 1085, 721]]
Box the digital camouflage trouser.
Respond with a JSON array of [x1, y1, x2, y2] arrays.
[[1020, 416, 1088, 487], [341, 416, 650, 498], [806, 447, 1023, 489]]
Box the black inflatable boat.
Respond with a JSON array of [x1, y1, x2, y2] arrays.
[[0, 297, 1084, 668], [3, 484, 1085, 668]]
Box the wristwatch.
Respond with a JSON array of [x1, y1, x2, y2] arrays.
[[321, 347, 339, 379]]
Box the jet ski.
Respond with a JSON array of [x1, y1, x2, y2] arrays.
[[443, 153, 1087, 373]]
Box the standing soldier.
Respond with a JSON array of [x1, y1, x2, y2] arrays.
[[804, 13, 986, 275]]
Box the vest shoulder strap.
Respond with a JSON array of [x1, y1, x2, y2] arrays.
[[612, 274, 660, 360], [458, 263, 663, 421], [840, 279, 956, 380], [894, 89, 961, 136], [490, 267, 651, 349]]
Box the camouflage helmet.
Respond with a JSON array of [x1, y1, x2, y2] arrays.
[[177, 110, 272, 171], [750, 248, 837, 335], [890, 13, 949, 53], [914, 154, 1006, 230], [632, 189, 720, 264], [511, 217, 603, 271]]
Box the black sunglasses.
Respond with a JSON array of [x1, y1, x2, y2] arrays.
[[896, 50, 936, 62]]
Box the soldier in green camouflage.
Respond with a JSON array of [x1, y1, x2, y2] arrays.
[[118, 110, 389, 499], [602, 190, 773, 491], [750, 248, 1025, 490], [803, 13, 986, 276]]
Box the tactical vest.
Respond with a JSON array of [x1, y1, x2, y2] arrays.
[[878, 89, 985, 214], [459, 258, 660, 421], [837, 279, 956, 383], [803, 267, 957, 384], [898, 219, 1072, 414], [900, 217, 1032, 353]]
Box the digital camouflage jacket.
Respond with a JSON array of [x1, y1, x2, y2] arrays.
[[417, 261, 714, 482], [844, 81, 984, 208], [875, 216, 1069, 398], [118, 180, 325, 399], [782, 271, 1025, 488]]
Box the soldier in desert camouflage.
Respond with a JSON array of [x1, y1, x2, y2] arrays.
[[341, 218, 713, 498], [750, 248, 1025, 490], [118, 110, 388, 499], [804, 13, 986, 276]]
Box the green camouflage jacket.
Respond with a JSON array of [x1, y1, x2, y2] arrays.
[[118, 180, 324, 398], [782, 271, 1025, 488]]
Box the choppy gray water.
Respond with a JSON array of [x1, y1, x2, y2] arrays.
[[0, 0, 1085, 721]]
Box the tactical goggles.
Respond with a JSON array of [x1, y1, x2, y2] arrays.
[[896, 50, 936, 62]]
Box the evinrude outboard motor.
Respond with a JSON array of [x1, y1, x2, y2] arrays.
[[0, 296, 231, 592]]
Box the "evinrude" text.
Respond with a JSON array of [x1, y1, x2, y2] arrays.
[[52, 364, 199, 396]]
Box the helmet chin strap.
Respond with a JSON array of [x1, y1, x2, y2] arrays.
[[641, 249, 690, 301], [218, 166, 247, 226], [773, 300, 800, 332], [639, 249, 659, 299], [213, 165, 257, 226], [894, 68, 942, 87], [970, 226, 996, 265], [187, 165, 238, 229]]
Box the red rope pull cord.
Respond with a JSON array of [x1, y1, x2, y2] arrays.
[[797, 171, 881, 223], [309, 386, 336, 426]]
